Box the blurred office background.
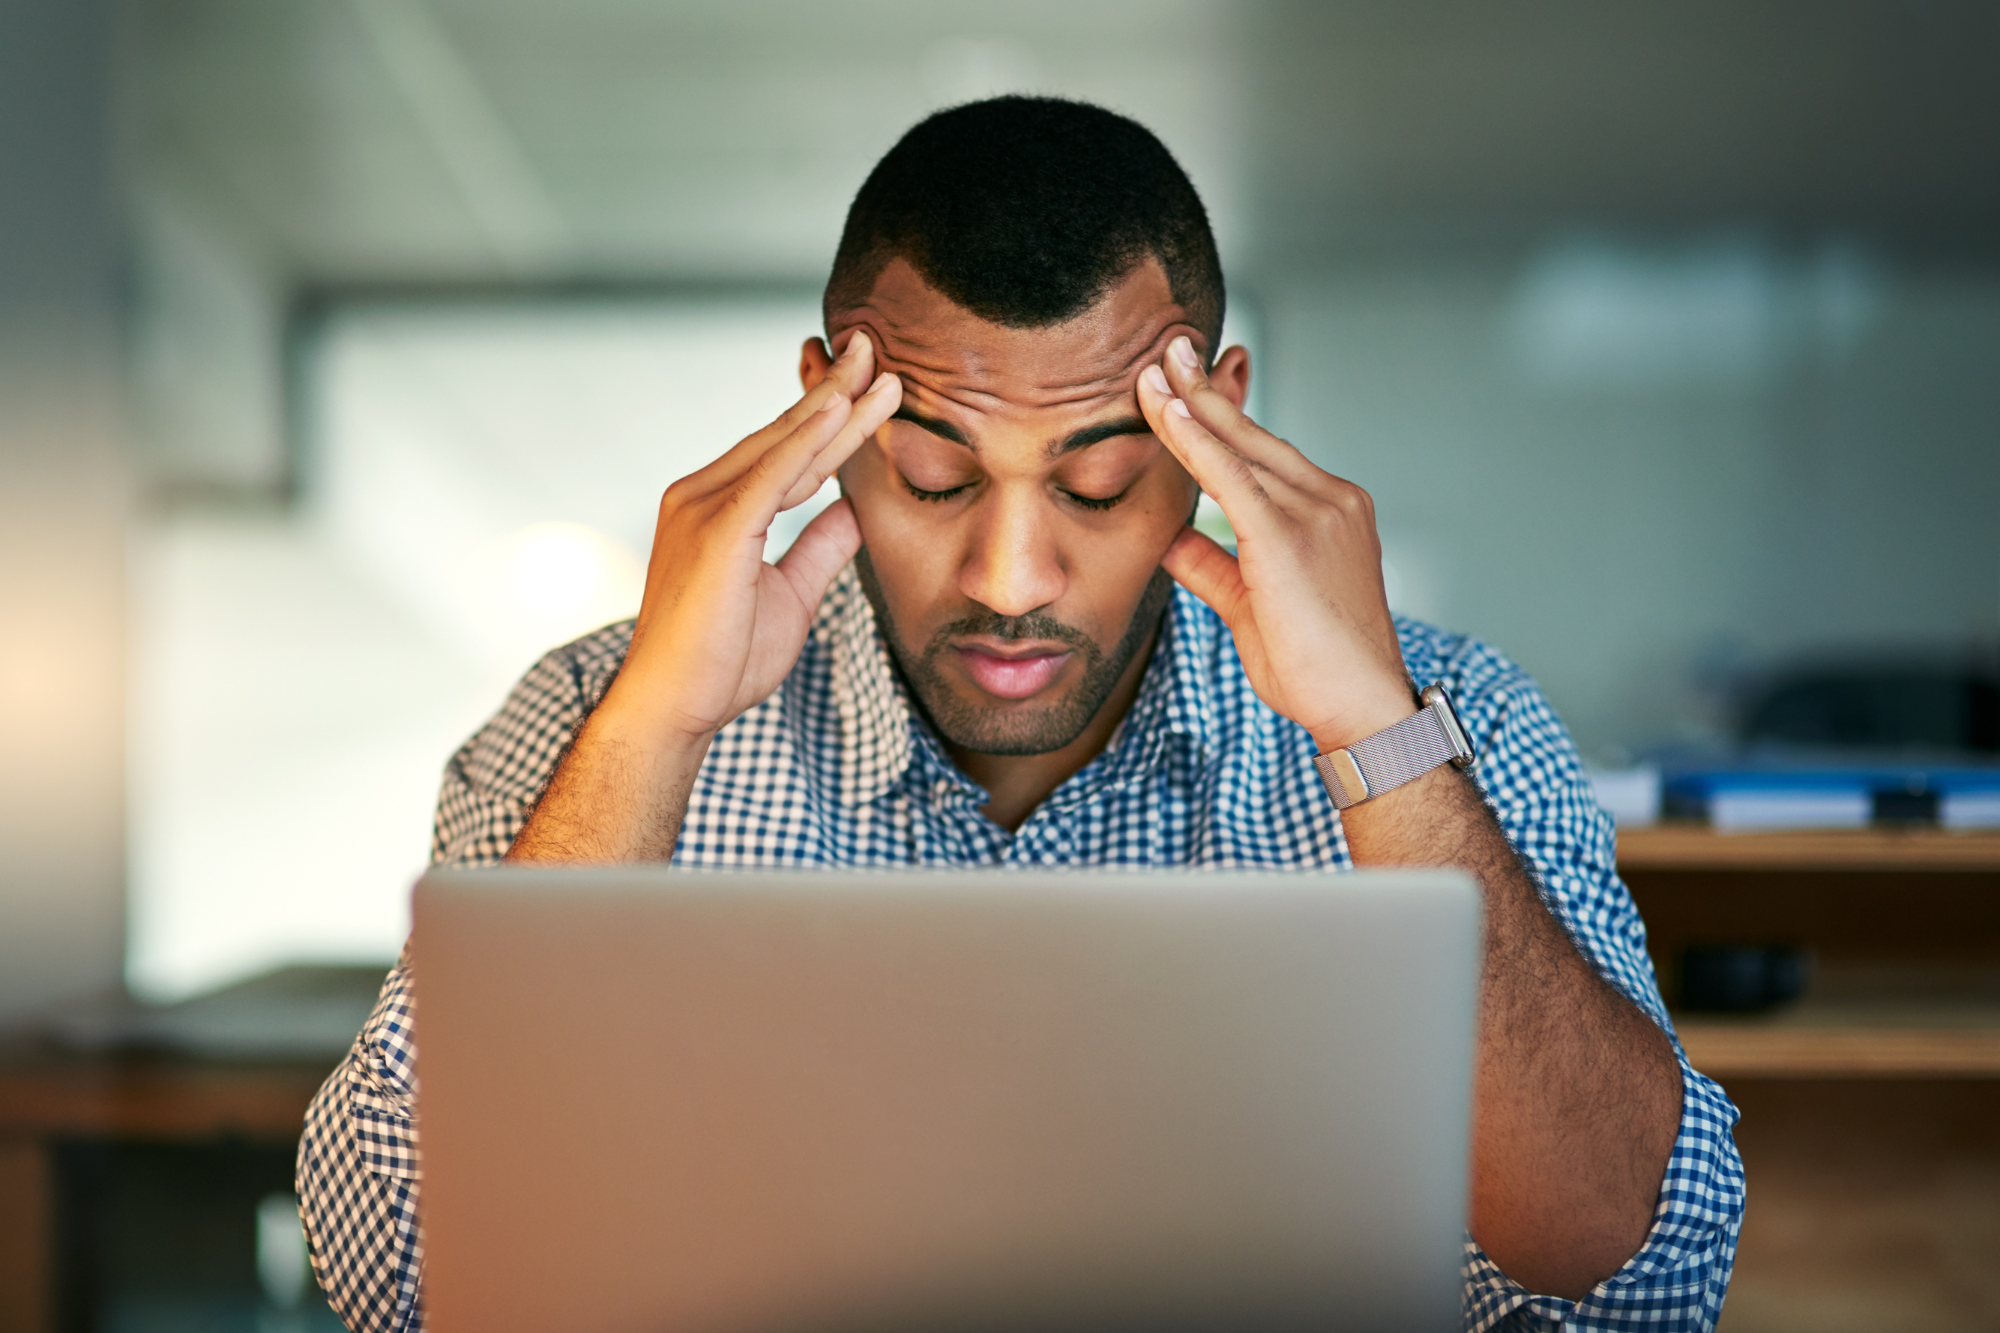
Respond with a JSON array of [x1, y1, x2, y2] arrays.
[[2, 1, 1997, 1329], [88, 0, 2000, 1006]]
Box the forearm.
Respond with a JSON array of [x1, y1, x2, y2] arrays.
[[505, 701, 710, 864], [1341, 765, 1681, 1300]]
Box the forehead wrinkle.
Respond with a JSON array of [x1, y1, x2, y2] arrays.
[[891, 346, 1155, 415], [838, 315, 1009, 414], [894, 371, 1013, 423], [967, 317, 1203, 407], [835, 311, 967, 388], [973, 320, 1195, 419], [832, 298, 1205, 413]]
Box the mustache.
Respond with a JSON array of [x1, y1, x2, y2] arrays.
[[923, 610, 1099, 659]]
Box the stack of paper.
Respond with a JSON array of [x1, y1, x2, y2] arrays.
[[1587, 765, 1662, 827], [1661, 755, 2000, 833], [1942, 791, 2000, 830], [1709, 788, 1871, 833]]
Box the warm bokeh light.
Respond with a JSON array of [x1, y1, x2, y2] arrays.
[[500, 521, 644, 639]]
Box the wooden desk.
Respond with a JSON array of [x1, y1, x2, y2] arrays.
[[1618, 825, 2000, 873], [0, 1049, 330, 1333]]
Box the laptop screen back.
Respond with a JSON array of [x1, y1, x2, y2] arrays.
[[413, 868, 1479, 1333]]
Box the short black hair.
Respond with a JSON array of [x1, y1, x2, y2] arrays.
[[825, 96, 1224, 350]]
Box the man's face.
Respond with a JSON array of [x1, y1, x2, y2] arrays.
[[818, 256, 1229, 756]]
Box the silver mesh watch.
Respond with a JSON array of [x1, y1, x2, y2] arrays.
[[1313, 682, 1476, 810]]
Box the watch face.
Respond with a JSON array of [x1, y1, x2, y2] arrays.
[[1422, 683, 1477, 768]]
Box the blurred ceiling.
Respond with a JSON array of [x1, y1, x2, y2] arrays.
[[1254, 0, 2000, 258], [126, 0, 1246, 282], [127, 0, 2000, 287]]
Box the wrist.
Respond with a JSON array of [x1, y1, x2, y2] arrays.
[[587, 686, 719, 765], [1311, 680, 1477, 813], [1307, 681, 1421, 756]]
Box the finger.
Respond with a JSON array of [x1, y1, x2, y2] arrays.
[[713, 390, 852, 538], [773, 495, 863, 605], [1158, 337, 1329, 491], [1160, 526, 1249, 625], [824, 327, 880, 394], [694, 332, 879, 493], [737, 369, 899, 525], [775, 329, 877, 433], [777, 371, 901, 510], [1137, 362, 1299, 523]]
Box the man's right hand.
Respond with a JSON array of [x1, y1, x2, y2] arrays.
[[508, 333, 901, 863]]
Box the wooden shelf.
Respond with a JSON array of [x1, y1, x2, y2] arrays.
[[1617, 824, 2000, 872], [1681, 1024, 2000, 1077], [1677, 990, 2000, 1077]]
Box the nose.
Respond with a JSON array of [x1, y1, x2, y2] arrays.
[[958, 487, 1067, 619]]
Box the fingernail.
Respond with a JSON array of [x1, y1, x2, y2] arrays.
[[1170, 336, 1199, 371], [1168, 398, 1192, 418], [1140, 364, 1170, 396], [867, 371, 896, 395], [817, 391, 846, 414], [841, 330, 870, 361]]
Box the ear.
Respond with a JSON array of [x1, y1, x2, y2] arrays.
[[799, 336, 835, 393], [1209, 344, 1251, 410]]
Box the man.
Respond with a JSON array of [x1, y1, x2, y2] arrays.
[[299, 97, 1742, 1332]]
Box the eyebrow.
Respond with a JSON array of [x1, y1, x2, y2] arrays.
[[1049, 416, 1151, 458], [890, 407, 970, 447], [890, 407, 1152, 457]]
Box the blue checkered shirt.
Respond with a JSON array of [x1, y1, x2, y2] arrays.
[[298, 564, 1742, 1332]]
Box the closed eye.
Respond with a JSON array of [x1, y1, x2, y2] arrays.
[[902, 476, 972, 503], [900, 476, 1129, 509]]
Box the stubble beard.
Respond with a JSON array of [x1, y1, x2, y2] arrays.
[[855, 548, 1174, 757]]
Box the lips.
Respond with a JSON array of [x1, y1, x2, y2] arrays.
[[954, 645, 1073, 701]]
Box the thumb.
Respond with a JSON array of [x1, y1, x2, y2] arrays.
[[774, 496, 863, 606], [1161, 526, 1249, 625]]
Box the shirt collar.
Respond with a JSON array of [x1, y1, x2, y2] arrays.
[[811, 564, 1220, 809]]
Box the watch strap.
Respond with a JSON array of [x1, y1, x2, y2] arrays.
[[1314, 700, 1464, 810]]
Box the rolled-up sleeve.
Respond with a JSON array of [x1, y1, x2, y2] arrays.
[[1462, 1072, 1743, 1331], [429, 625, 628, 866], [1412, 623, 1745, 1331]]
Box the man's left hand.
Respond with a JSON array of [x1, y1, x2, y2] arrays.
[[1137, 336, 1415, 753]]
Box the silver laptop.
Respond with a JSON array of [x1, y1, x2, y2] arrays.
[[413, 868, 1479, 1333]]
